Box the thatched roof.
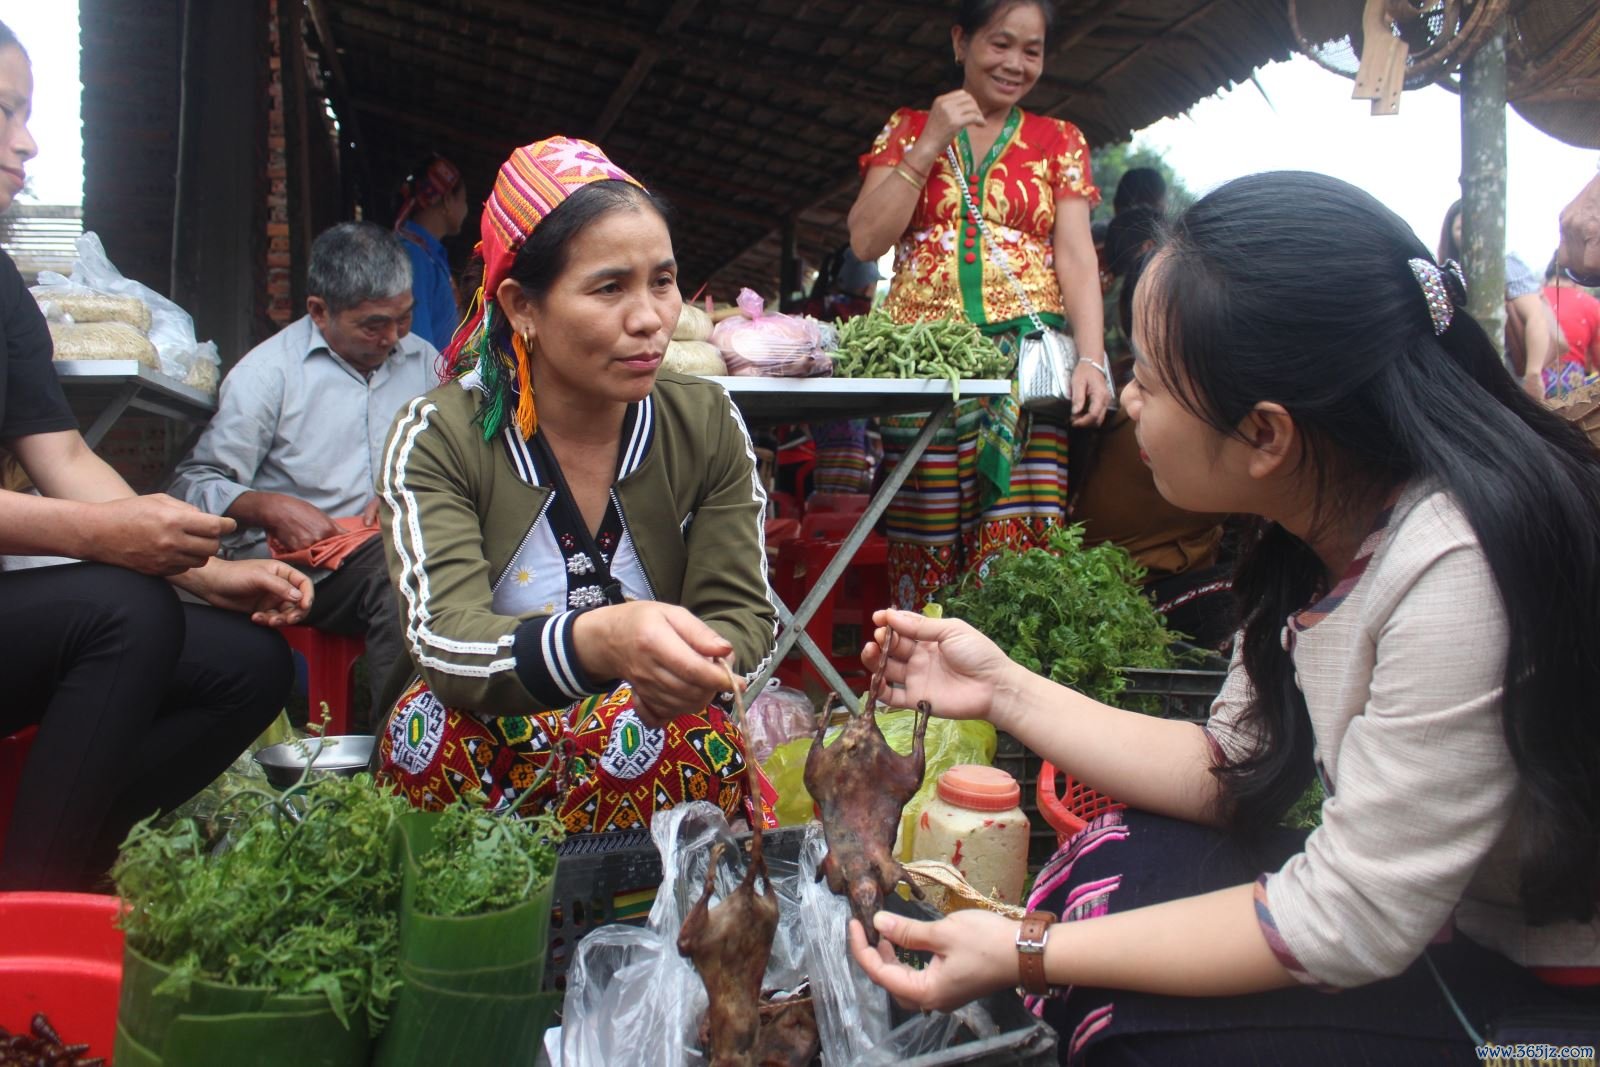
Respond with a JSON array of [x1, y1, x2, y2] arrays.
[[314, 0, 1296, 297]]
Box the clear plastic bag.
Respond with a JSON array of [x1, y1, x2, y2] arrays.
[[797, 821, 891, 1062], [560, 804, 750, 1067], [558, 803, 990, 1066], [36, 232, 217, 391], [711, 288, 833, 378]]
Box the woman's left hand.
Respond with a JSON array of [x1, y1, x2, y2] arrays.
[[183, 557, 314, 625], [848, 909, 1022, 1014], [1070, 359, 1112, 427]]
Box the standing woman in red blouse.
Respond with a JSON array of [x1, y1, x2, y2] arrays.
[[848, 0, 1110, 608]]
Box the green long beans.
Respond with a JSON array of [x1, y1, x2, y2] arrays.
[[831, 312, 1011, 385]]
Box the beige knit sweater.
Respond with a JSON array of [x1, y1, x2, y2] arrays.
[[1208, 485, 1600, 988]]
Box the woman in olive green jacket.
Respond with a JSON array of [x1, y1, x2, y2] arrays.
[[375, 137, 777, 832]]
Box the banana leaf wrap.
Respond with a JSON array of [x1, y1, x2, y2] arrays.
[[114, 943, 372, 1067], [371, 810, 560, 1067]]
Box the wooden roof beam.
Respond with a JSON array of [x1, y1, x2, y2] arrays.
[[337, 7, 882, 152], [591, 0, 703, 140], [1044, 0, 1228, 118], [1053, 0, 1137, 58]]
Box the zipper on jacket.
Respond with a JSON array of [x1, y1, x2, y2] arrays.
[[610, 488, 656, 602], [491, 493, 556, 594]]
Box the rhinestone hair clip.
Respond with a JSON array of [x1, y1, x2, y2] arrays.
[[1408, 257, 1464, 335]]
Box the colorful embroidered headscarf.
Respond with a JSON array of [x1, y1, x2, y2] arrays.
[[393, 154, 462, 229], [441, 137, 644, 440]]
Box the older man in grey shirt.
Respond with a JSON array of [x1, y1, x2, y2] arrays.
[[171, 222, 438, 727]]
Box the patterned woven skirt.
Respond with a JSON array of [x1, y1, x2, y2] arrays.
[[879, 330, 1070, 609], [811, 418, 877, 495], [1543, 360, 1600, 399], [1027, 809, 1597, 1065], [376, 676, 777, 833]]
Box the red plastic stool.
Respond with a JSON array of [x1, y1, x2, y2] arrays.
[[0, 726, 38, 859], [278, 627, 365, 735], [797, 509, 867, 541], [803, 492, 870, 517], [775, 439, 817, 516], [773, 529, 890, 691], [1037, 761, 1125, 845]]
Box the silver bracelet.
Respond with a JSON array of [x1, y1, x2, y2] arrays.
[[1079, 356, 1113, 388]]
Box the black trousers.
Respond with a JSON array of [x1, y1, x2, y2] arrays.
[[0, 563, 291, 890]]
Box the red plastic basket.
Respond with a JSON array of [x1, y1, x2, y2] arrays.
[[1036, 761, 1125, 845], [0, 891, 123, 1061]]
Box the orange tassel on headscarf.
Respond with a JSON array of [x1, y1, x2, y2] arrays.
[[511, 331, 538, 438]]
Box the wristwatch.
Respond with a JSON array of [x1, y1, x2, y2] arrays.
[[1015, 910, 1058, 997]]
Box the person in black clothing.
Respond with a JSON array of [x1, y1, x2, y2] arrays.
[[0, 22, 312, 890], [1105, 169, 1167, 356]]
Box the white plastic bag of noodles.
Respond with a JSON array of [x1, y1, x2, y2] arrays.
[[557, 803, 993, 1066], [35, 232, 212, 385]]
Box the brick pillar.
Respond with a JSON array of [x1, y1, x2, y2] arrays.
[[266, 0, 293, 329]]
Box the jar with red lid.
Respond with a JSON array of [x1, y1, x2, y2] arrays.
[[911, 763, 1029, 910]]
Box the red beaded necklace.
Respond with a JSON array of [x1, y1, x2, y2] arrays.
[[951, 108, 1020, 267]]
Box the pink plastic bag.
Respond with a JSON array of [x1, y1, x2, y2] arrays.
[[742, 681, 817, 765], [711, 289, 833, 377]]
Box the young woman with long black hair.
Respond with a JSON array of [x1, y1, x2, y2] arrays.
[[850, 171, 1600, 1063]]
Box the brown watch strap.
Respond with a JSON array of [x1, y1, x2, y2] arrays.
[[1015, 909, 1056, 996]]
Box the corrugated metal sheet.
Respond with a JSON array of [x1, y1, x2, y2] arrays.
[[0, 205, 84, 284]]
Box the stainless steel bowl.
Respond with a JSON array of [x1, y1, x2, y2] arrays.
[[253, 735, 376, 790]]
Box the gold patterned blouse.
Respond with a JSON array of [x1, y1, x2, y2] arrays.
[[859, 106, 1100, 332]]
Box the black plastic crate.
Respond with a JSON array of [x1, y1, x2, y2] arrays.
[[548, 827, 672, 988], [1121, 662, 1229, 720], [548, 825, 1057, 1064]]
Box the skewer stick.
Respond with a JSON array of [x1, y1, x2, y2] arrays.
[[723, 661, 746, 729], [722, 660, 766, 836]]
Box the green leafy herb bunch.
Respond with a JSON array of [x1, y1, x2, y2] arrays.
[[112, 773, 412, 1032], [411, 802, 562, 918], [940, 524, 1179, 706]]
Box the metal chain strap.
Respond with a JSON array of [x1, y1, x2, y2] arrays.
[[945, 143, 1112, 391], [945, 144, 1049, 337]]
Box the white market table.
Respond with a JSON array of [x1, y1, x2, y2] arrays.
[[51, 360, 217, 449], [709, 376, 1012, 705]]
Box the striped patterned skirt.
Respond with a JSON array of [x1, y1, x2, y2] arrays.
[[879, 411, 1067, 609], [879, 329, 1069, 609]]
